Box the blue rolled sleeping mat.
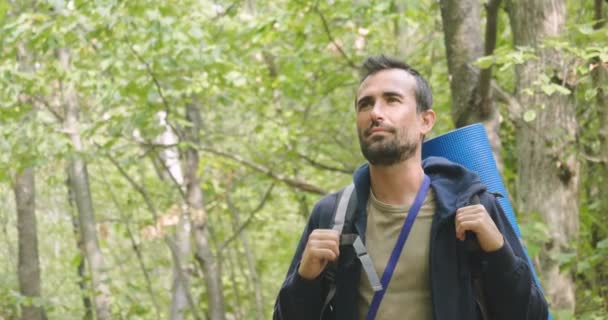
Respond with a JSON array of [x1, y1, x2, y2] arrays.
[[422, 123, 550, 319]]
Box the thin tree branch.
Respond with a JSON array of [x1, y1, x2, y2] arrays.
[[136, 140, 179, 152], [139, 137, 354, 174], [211, 0, 242, 20], [581, 152, 606, 164], [224, 174, 266, 319], [98, 146, 202, 320], [136, 140, 330, 194], [294, 149, 354, 174], [224, 238, 245, 319], [27, 95, 64, 122], [313, 6, 358, 69], [97, 144, 159, 220], [98, 171, 161, 318], [491, 80, 523, 119], [153, 151, 188, 202], [200, 146, 327, 195], [220, 183, 275, 252], [125, 35, 183, 140]]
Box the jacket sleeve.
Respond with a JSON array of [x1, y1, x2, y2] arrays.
[[478, 192, 549, 320], [273, 195, 337, 320]]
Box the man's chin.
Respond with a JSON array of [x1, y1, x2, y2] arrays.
[[364, 135, 389, 146], [361, 143, 385, 155], [360, 142, 418, 166]]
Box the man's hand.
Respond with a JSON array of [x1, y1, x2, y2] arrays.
[[455, 204, 504, 252], [298, 229, 340, 280]]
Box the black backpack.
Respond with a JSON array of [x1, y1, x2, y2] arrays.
[[320, 185, 489, 319]]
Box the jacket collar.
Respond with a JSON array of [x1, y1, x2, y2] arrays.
[[351, 157, 486, 241]]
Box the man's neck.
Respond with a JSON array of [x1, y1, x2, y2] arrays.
[[369, 157, 425, 206]]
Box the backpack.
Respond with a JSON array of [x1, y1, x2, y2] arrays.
[[320, 184, 489, 320]]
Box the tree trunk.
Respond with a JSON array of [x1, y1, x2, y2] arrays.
[[592, 3, 608, 305], [155, 111, 194, 320], [593, 0, 607, 169], [439, 0, 503, 169], [169, 212, 192, 320], [14, 38, 46, 320], [184, 102, 226, 320], [593, 0, 605, 30], [507, 0, 578, 312], [229, 203, 264, 319], [66, 172, 94, 319], [14, 168, 47, 320], [224, 229, 244, 320], [59, 48, 112, 320]]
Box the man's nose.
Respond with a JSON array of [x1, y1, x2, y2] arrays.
[[369, 102, 385, 122]]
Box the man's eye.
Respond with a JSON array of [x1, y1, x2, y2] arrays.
[[358, 101, 372, 110]]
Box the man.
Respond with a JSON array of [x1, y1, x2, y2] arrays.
[[273, 55, 548, 320]]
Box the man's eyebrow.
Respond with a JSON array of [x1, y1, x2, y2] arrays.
[[382, 91, 404, 98], [356, 96, 373, 106]]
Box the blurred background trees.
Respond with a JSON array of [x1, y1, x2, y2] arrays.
[[0, 0, 605, 319]]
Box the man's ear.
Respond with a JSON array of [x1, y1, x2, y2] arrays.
[[420, 109, 436, 136]]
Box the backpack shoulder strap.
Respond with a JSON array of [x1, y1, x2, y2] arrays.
[[332, 183, 356, 233], [319, 184, 357, 318]]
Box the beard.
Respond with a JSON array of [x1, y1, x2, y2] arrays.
[[358, 125, 418, 166]]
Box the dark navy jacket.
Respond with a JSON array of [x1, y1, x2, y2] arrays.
[[274, 157, 548, 320]]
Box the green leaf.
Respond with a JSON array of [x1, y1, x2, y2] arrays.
[[584, 88, 597, 101], [541, 83, 570, 96], [554, 85, 571, 95], [475, 56, 494, 69], [556, 252, 577, 265], [577, 24, 594, 35], [523, 110, 536, 122], [597, 238, 608, 250], [540, 84, 556, 96], [577, 260, 591, 273], [71, 253, 83, 268]]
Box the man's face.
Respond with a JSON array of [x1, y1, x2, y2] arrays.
[[355, 69, 431, 166]]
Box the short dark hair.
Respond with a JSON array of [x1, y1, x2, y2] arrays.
[[359, 55, 433, 112]]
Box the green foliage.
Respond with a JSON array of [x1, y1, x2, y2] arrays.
[[0, 0, 605, 318], [475, 46, 538, 71], [518, 211, 550, 259]]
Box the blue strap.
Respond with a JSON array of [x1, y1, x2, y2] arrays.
[[366, 174, 431, 320]]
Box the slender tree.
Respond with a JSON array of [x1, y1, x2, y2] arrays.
[[227, 189, 266, 320], [156, 111, 194, 320], [592, 0, 607, 203], [590, 0, 608, 306], [14, 167, 46, 320], [60, 48, 112, 320], [184, 101, 226, 320], [14, 39, 47, 320], [439, 0, 504, 167], [66, 173, 93, 319]]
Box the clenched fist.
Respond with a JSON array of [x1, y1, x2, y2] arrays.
[[455, 204, 504, 253], [298, 229, 340, 280]]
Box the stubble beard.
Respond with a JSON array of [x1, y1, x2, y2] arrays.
[[358, 130, 418, 166]]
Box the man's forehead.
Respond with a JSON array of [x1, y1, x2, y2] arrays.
[[357, 69, 417, 97]]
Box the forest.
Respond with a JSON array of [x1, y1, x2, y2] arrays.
[[0, 0, 606, 319]]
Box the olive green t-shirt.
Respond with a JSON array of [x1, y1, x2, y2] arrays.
[[357, 188, 436, 320]]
